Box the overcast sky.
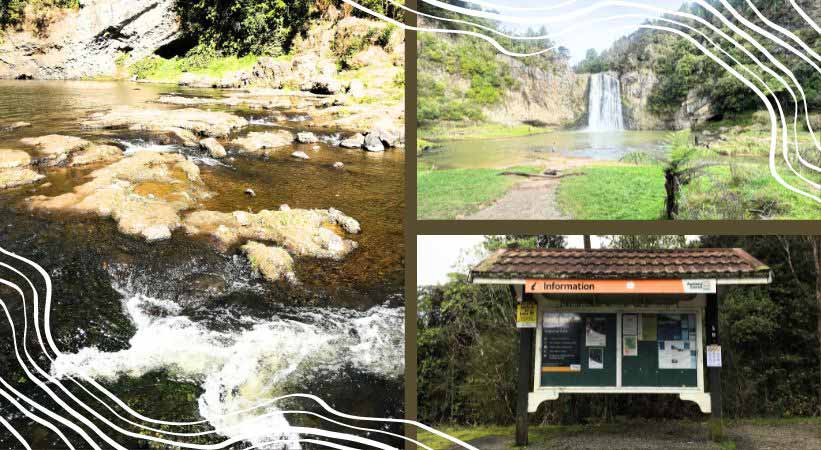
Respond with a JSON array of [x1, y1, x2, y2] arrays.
[[417, 235, 611, 286], [424, 0, 687, 63]]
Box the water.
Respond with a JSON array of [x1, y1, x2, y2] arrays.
[[0, 80, 405, 449], [419, 129, 671, 170], [587, 73, 624, 132]]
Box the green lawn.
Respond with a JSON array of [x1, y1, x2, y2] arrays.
[[556, 165, 667, 220], [417, 166, 541, 220]]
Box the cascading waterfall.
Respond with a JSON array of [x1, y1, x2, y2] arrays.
[[587, 73, 625, 132]]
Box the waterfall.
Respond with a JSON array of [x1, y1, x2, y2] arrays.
[[587, 72, 624, 131]]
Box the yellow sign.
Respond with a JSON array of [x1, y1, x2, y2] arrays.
[[517, 302, 537, 328]]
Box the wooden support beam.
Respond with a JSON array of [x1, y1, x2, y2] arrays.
[[706, 292, 723, 439], [516, 326, 533, 446]]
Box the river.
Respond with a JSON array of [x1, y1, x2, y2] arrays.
[[0, 80, 405, 449], [418, 129, 671, 170]]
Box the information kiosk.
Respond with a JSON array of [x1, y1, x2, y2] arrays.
[[470, 248, 772, 445]]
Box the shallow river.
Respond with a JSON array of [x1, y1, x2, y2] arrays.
[[419, 129, 671, 169], [0, 81, 405, 449]]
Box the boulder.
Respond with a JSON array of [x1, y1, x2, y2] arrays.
[[82, 106, 248, 138], [369, 123, 403, 148], [241, 241, 296, 283], [200, 138, 227, 159], [232, 131, 295, 156], [340, 133, 365, 149], [333, 162, 344, 169], [69, 144, 123, 166], [28, 152, 210, 242], [291, 151, 310, 160], [296, 132, 318, 144], [0, 149, 32, 169], [182, 208, 360, 259], [363, 133, 385, 152], [301, 76, 343, 95], [0, 168, 44, 190], [167, 127, 200, 147], [347, 79, 365, 99], [0, 122, 31, 133], [252, 57, 291, 88], [20, 135, 91, 166]]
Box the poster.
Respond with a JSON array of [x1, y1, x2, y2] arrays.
[[542, 313, 582, 371], [622, 314, 638, 336], [659, 340, 696, 369], [623, 336, 638, 356], [640, 314, 657, 341], [588, 347, 604, 369], [516, 302, 537, 328], [585, 317, 607, 347], [707, 345, 722, 367], [658, 314, 683, 340]]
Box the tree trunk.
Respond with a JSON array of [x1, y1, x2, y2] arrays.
[[584, 236, 591, 250], [664, 169, 679, 220], [811, 236, 821, 414]]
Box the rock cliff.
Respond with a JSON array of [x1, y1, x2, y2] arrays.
[[482, 55, 589, 127], [0, 0, 179, 80]]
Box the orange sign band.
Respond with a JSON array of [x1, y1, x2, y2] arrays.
[[525, 279, 716, 294]]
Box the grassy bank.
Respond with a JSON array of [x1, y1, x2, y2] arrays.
[[416, 417, 821, 450], [126, 53, 264, 84], [417, 165, 540, 219], [420, 122, 554, 142]]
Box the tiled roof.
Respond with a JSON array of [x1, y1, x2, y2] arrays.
[[470, 248, 771, 280]]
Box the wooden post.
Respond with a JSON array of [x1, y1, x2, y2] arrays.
[[516, 326, 533, 446], [706, 292, 723, 439]]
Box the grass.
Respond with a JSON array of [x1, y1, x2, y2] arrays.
[[129, 54, 263, 84], [417, 425, 514, 450], [417, 166, 541, 220], [421, 122, 554, 142], [556, 165, 667, 220]]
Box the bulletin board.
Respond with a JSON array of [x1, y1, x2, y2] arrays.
[[540, 313, 617, 387], [621, 313, 699, 387]]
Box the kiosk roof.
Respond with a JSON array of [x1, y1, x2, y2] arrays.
[[471, 248, 770, 281]]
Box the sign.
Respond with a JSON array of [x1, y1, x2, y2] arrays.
[[516, 302, 537, 328], [585, 317, 607, 347], [706, 345, 722, 367], [640, 314, 657, 341], [622, 314, 638, 336], [542, 313, 582, 372], [525, 279, 717, 294], [623, 336, 638, 356], [588, 348, 604, 369]]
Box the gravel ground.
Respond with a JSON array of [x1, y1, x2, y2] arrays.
[[447, 420, 821, 450], [466, 178, 570, 220]]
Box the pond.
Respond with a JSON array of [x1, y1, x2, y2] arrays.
[[418, 129, 672, 170], [0, 80, 405, 449]]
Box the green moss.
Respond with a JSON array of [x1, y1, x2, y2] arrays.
[[417, 166, 541, 220]]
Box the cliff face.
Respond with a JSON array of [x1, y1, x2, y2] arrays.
[[0, 0, 180, 80], [482, 55, 589, 127], [620, 69, 714, 131]]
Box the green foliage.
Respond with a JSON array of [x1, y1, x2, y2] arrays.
[[0, 0, 79, 29], [575, 48, 608, 74]]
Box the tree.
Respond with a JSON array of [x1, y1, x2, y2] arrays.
[[606, 235, 689, 249], [484, 235, 566, 251], [809, 235, 821, 413]]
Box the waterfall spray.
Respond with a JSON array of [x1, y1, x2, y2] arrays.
[[587, 73, 625, 131]]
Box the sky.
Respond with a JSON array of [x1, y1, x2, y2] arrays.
[[417, 235, 610, 286], [417, 235, 702, 286], [424, 0, 687, 63]]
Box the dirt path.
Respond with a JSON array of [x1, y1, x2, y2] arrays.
[[464, 156, 606, 221], [445, 420, 821, 450], [466, 178, 569, 220]]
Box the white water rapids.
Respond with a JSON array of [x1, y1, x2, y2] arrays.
[[49, 290, 405, 449], [587, 72, 625, 132]]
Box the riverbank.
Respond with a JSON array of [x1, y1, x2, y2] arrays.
[[416, 121, 819, 220], [418, 417, 821, 450]]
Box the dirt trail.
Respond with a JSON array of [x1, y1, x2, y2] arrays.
[[467, 178, 569, 220], [465, 156, 606, 221]]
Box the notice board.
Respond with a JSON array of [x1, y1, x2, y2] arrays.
[[540, 313, 617, 387], [622, 313, 698, 387]]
